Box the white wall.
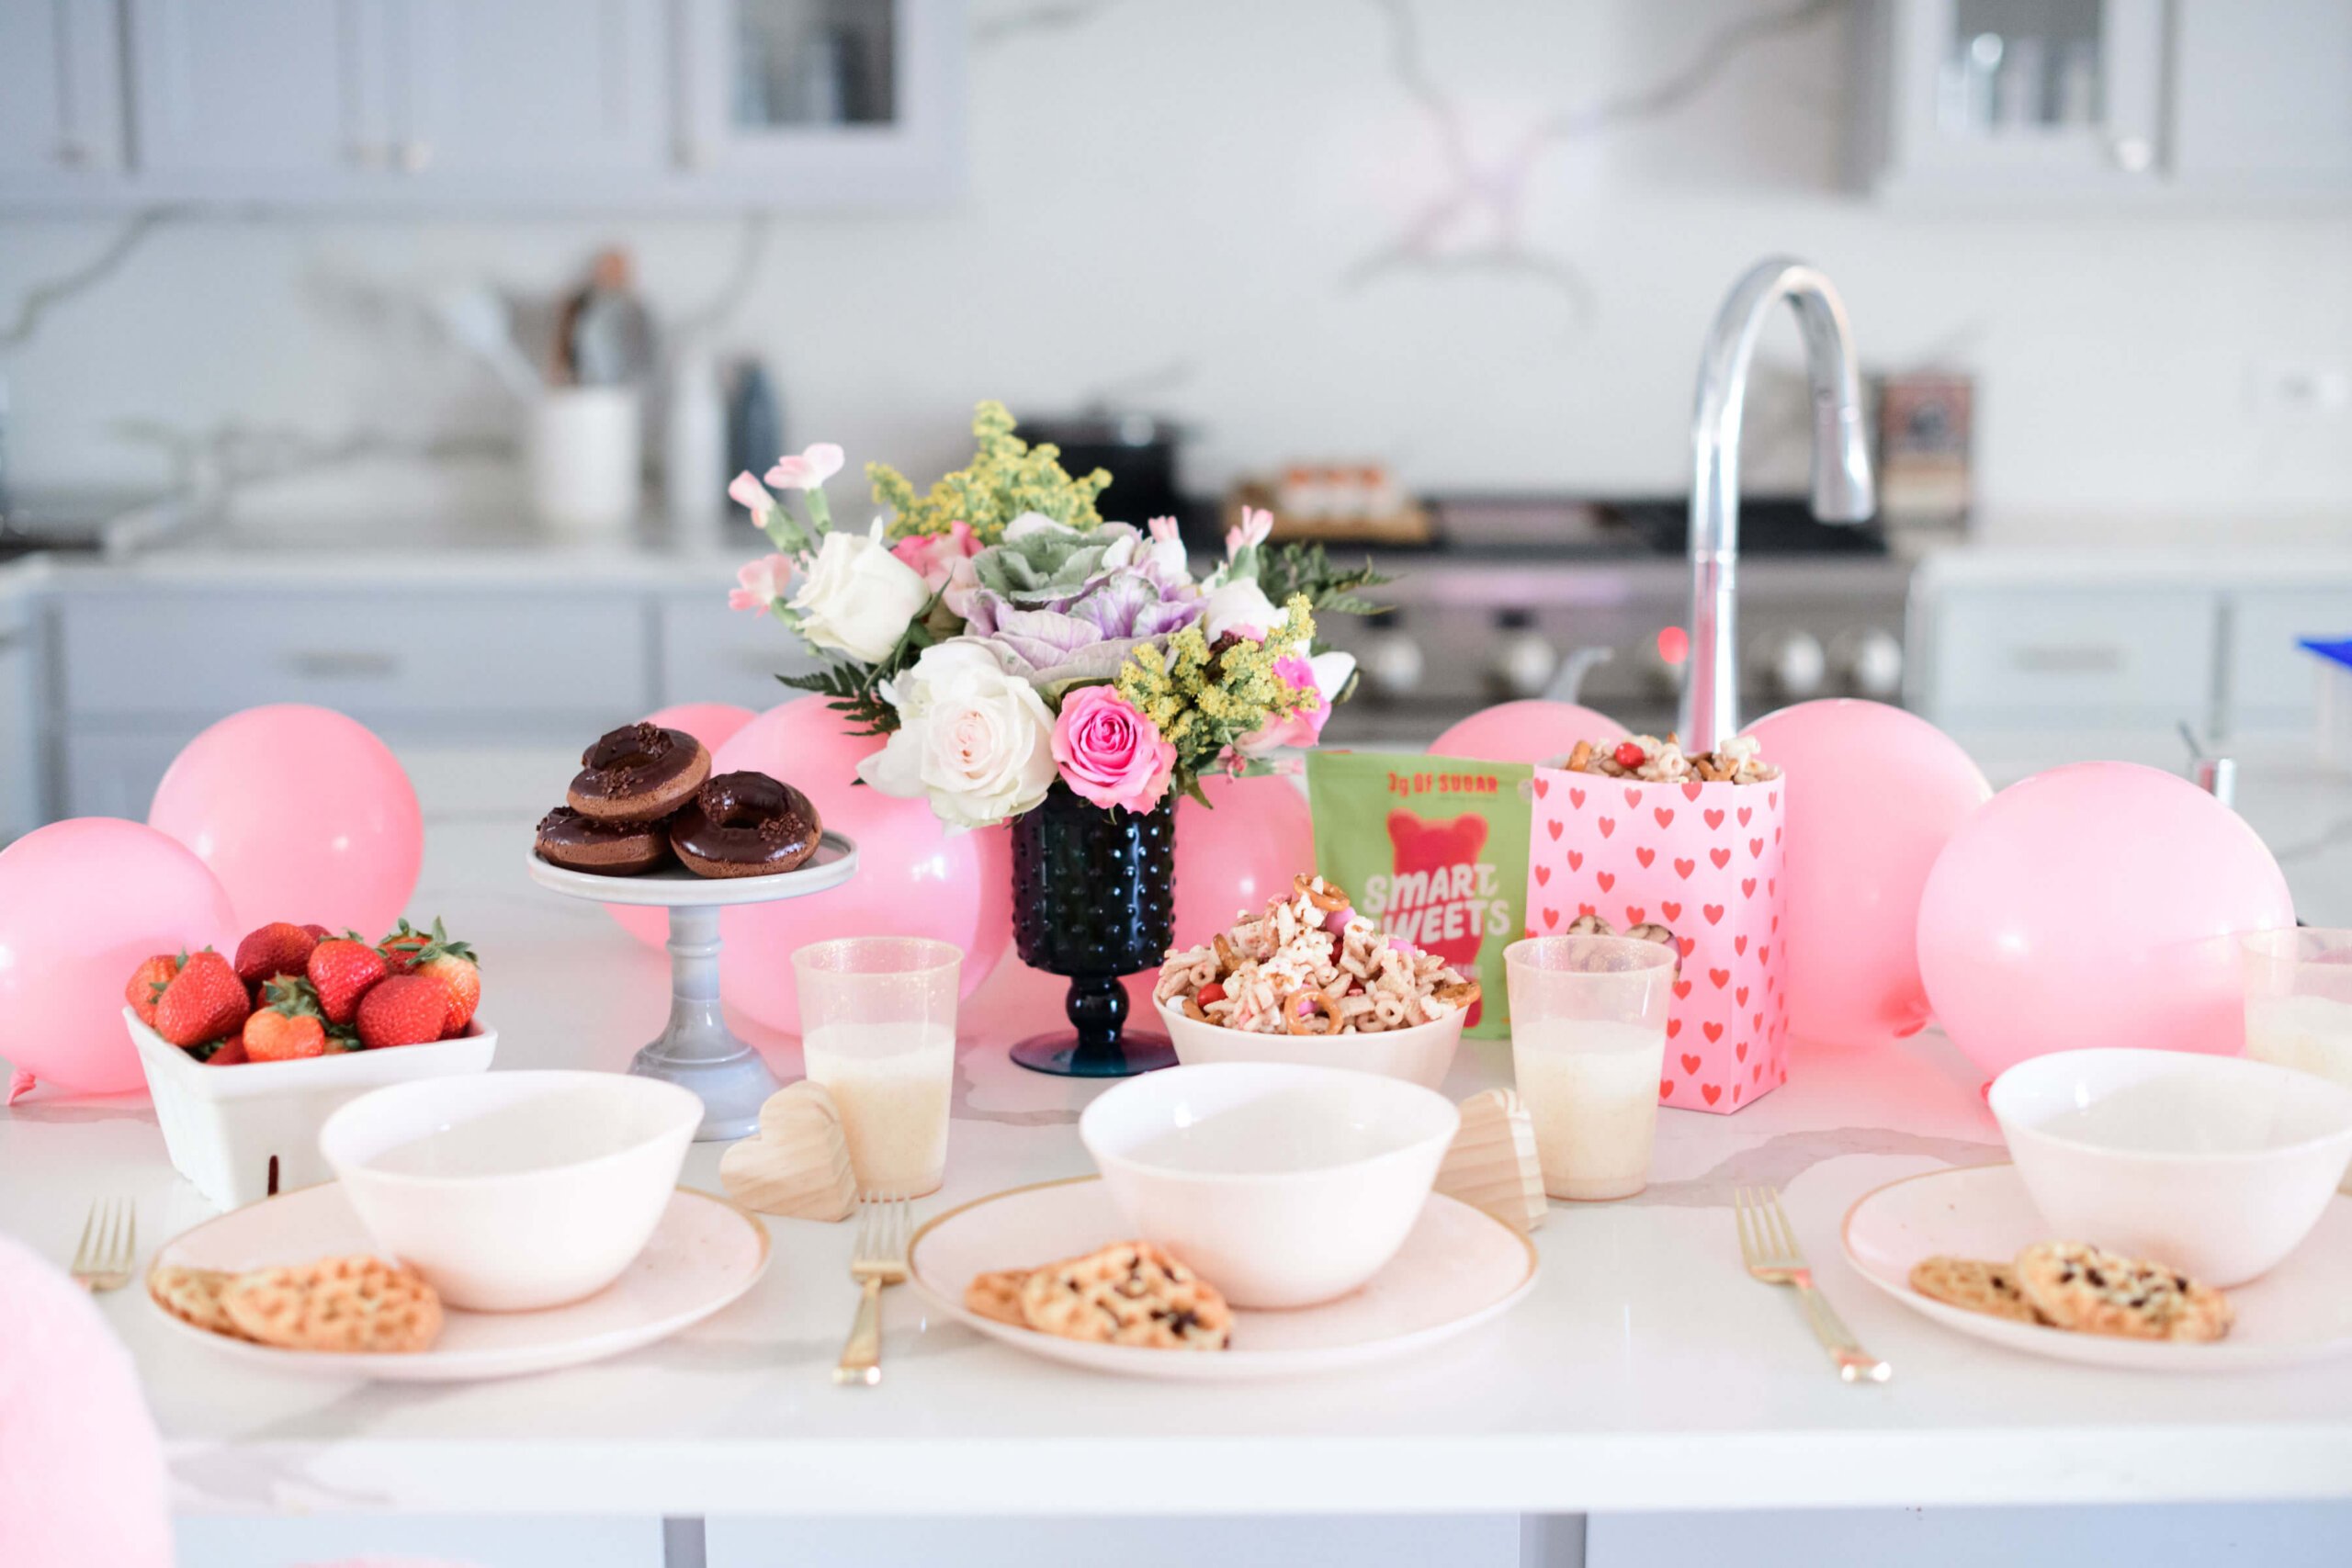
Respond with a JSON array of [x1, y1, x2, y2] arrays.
[[3, 0, 2349, 533]]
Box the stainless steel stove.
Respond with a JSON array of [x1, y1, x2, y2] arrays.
[[1311, 494, 1915, 749]]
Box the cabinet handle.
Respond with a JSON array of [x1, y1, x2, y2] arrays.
[[54, 138, 90, 169], [283, 650, 400, 680], [398, 140, 434, 174], [2109, 136, 2154, 175], [2009, 645, 2124, 674]]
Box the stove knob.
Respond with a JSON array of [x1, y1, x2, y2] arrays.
[[1359, 628, 1426, 700], [1840, 627, 1905, 700], [1490, 615, 1558, 700], [1761, 631, 1827, 700]]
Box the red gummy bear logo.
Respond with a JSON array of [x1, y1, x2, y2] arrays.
[[1385, 809, 1489, 1027]]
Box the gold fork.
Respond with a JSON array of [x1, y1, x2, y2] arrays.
[[1735, 1184, 1890, 1384], [70, 1197, 137, 1292], [834, 1192, 910, 1387]]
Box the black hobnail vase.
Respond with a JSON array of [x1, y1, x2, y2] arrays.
[[1008, 782, 1179, 1077]]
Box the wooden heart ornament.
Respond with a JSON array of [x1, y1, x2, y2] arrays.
[[718, 1080, 857, 1222], [1434, 1088, 1546, 1235]]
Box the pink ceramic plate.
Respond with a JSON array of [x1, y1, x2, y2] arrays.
[[1841, 1163, 2352, 1371], [907, 1177, 1537, 1381], [148, 1184, 769, 1382]]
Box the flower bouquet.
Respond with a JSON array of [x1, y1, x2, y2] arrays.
[[728, 400, 1385, 1075]]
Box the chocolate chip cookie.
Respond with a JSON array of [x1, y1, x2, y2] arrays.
[[2014, 1241, 2233, 1343], [1016, 1241, 1232, 1350]]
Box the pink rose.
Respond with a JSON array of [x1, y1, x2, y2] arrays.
[[888, 520, 984, 615], [1051, 684, 1176, 814]]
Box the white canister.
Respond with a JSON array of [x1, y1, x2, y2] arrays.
[[530, 386, 642, 538]]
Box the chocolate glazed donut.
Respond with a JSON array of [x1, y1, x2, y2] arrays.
[[670, 772, 823, 878], [534, 806, 674, 876], [567, 724, 711, 823]]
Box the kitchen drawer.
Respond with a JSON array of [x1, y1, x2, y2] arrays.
[[1917, 587, 2218, 728], [2225, 588, 2352, 734], [57, 591, 652, 722], [658, 592, 820, 714]]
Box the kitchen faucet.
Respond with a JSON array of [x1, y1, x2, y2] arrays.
[[1681, 258, 1875, 749]]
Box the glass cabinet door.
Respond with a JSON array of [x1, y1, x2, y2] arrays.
[[1877, 0, 2166, 190], [674, 0, 961, 204]]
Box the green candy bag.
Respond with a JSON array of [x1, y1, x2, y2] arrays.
[[1306, 751, 1534, 1039]]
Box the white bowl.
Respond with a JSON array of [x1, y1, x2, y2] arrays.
[[1079, 1062, 1459, 1308], [1989, 1048, 2352, 1286], [1154, 995, 1466, 1090], [126, 1007, 497, 1211], [319, 1070, 700, 1312]]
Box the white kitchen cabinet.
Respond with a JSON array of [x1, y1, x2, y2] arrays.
[[672, 0, 964, 205], [2170, 1, 2352, 197], [1854, 0, 2352, 202], [57, 589, 653, 724], [2, 0, 963, 210], [1911, 583, 2219, 729], [2224, 588, 2352, 736], [127, 0, 366, 177], [0, 592, 40, 842], [0, 0, 127, 184], [396, 0, 670, 179], [657, 588, 820, 713]]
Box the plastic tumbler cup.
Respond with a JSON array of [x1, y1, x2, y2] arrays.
[[793, 937, 962, 1198], [2243, 928, 2352, 1192], [1505, 935, 1678, 1201]]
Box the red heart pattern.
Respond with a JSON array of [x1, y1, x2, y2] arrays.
[[1523, 765, 1790, 1117]]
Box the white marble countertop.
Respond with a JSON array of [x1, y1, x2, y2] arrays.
[[6, 814, 2352, 1522]]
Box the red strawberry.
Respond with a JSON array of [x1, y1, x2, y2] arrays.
[[307, 937, 389, 1025], [394, 920, 481, 1035], [378, 918, 440, 974], [301, 924, 331, 941], [234, 922, 322, 991], [356, 975, 453, 1050], [125, 953, 182, 1027], [153, 950, 249, 1047], [243, 978, 328, 1063], [204, 1036, 250, 1066]]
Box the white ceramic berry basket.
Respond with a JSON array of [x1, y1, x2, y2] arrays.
[[1153, 995, 1466, 1090], [124, 1008, 497, 1211]]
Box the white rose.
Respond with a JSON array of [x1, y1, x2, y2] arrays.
[[787, 518, 932, 665], [857, 640, 1059, 829], [1202, 577, 1281, 642]]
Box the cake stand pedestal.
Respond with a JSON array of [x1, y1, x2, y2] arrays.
[[525, 833, 858, 1142]]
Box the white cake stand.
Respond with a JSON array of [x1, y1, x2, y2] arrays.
[[525, 832, 857, 1142]]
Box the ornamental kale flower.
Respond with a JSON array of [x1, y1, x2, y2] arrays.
[[962, 515, 1202, 687]]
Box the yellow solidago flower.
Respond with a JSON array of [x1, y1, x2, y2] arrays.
[[867, 400, 1113, 543]]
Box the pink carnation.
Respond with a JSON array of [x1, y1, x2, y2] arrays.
[[888, 520, 984, 616], [1051, 684, 1176, 814], [728, 553, 796, 613], [1235, 650, 1353, 757]]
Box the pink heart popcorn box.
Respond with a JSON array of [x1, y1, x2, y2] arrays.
[[1523, 769, 1790, 1113]]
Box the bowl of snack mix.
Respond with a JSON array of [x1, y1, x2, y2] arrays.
[[1152, 875, 1480, 1091]]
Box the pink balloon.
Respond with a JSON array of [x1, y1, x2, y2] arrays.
[[1171, 772, 1315, 950], [0, 818, 239, 1095], [712, 698, 1012, 1032], [1429, 700, 1626, 766], [148, 705, 421, 937], [606, 702, 761, 947], [1917, 761, 2294, 1080], [1742, 700, 1990, 1045]]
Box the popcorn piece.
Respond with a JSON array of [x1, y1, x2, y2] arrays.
[[1156, 874, 1479, 1035]]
